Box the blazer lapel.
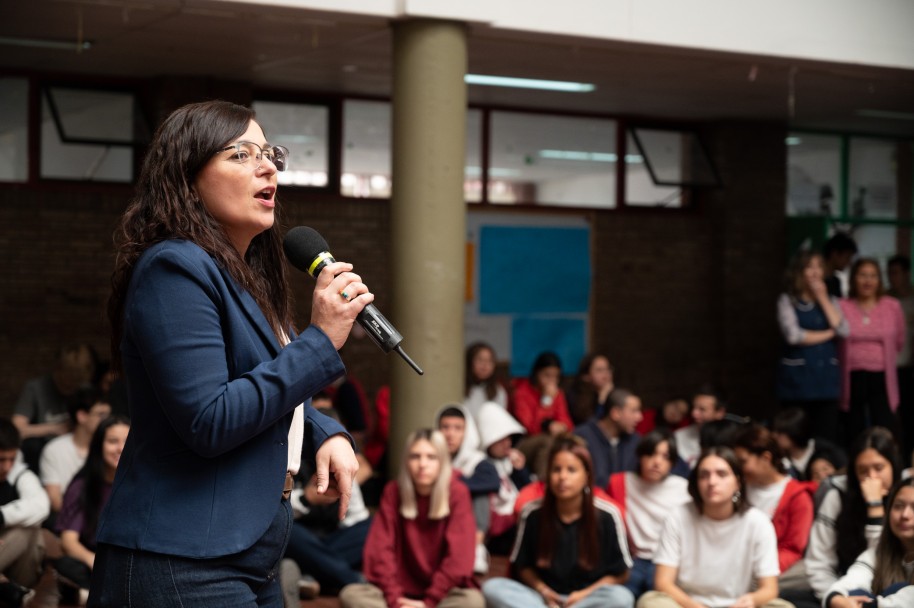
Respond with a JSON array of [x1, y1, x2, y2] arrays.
[[223, 269, 282, 358]]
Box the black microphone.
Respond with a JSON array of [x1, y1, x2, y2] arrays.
[[283, 226, 423, 375]]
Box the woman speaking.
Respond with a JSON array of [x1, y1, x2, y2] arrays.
[[89, 100, 368, 606]]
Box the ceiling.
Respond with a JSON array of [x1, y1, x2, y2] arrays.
[[2, 0, 914, 137]]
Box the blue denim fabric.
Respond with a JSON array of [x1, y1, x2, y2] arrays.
[[623, 557, 655, 598], [483, 577, 634, 608], [88, 500, 293, 607], [283, 518, 370, 589]]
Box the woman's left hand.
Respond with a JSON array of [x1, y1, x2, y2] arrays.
[[314, 434, 360, 519], [730, 594, 755, 608]]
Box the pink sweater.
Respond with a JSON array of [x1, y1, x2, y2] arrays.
[[838, 296, 905, 411]]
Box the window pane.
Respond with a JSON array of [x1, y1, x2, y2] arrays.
[[786, 133, 842, 217], [853, 224, 897, 270], [625, 133, 683, 207], [465, 109, 482, 203], [40, 89, 133, 182], [489, 111, 617, 208], [253, 101, 328, 187], [849, 138, 897, 220], [630, 127, 717, 187], [342, 100, 390, 198], [0, 78, 28, 182]]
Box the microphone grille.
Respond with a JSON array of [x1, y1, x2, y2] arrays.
[[283, 226, 329, 272]]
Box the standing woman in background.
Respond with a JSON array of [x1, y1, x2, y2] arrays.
[[91, 100, 364, 607], [463, 342, 508, 419], [839, 258, 906, 441], [776, 250, 848, 445]]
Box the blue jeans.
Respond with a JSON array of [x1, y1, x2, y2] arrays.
[[88, 499, 293, 607], [624, 557, 655, 598], [283, 518, 370, 589], [483, 577, 635, 608]]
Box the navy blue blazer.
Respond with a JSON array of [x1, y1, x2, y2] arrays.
[[96, 240, 347, 558]]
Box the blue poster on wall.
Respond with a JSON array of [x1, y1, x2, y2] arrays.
[[479, 226, 590, 314], [510, 317, 586, 377]]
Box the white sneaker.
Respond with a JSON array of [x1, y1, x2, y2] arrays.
[[473, 543, 489, 575]]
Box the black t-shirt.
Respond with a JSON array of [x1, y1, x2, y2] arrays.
[[512, 500, 629, 595]]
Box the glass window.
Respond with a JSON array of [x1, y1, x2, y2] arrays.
[[629, 127, 718, 188], [465, 109, 482, 203], [342, 100, 390, 198], [849, 138, 898, 220], [40, 87, 135, 182], [624, 133, 683, 207], [489, 111, 617, 208], [852, 224, 897, 271], [786, 133, 842, 217], [0, 77, 28, 182], [253, 101, 328, 188]]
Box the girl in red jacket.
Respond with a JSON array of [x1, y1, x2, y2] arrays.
[[733, 424, 816, 574], [339, 429, 484, 608]]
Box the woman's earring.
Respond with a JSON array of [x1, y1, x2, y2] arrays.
[[732, 490, 741, 504]]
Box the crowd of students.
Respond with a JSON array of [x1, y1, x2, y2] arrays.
[[4, 242, 913, 608]]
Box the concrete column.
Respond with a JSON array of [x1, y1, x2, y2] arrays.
[[388, 19, 467, 473]]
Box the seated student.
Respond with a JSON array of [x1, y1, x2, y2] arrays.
[[782, 426, 901, 608], [476, 401, 531, 555], [733, 424, 816, 576], [339, 429, 483, 608], [55, 415, 129, 605], [673, 385, 727, 469], [771, 407, 845, 481], [823, 478, 914, 607], [806, 443, 848, 484], [435, 404, 499, 574], [512, 352, 575, 477], [0, 418, 51, 606], [483, 435, 634, 608], [13, 344, 97, 472], [282, 456, 372, 600], [607, 429, 691, 599], [40, 388, 111, 516], [635, 398, 690, 436], [463, 342, 509, 418], [281, 400, 374, 603], [638, 446, 789, 608], [574, 388, 644, 488], [567, 353, 615, 425]]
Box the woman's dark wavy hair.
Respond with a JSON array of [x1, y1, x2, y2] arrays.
[[688, 446, 749, 515], [733, 424, 786, 475], [107, 100, 291, 369], [636, 428, 679, 473], [464, 342, 502, 401], [783, 249, 823, 300], [836, 426, 901, 573], [537, 435, 599, 571], [872, 478, 914, 592], [74, 415, 131, 541]]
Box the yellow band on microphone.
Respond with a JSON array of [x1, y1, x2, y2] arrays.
[[308, 251, 334, 277]]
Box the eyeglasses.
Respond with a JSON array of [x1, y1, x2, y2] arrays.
[[219, 141, 289, 172]]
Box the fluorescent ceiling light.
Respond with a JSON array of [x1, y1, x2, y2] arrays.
[[538, 150, 643, 163], [856, 109, 914, 121], [785, 136, 802, 146], [465, 74, 595, 93], [0, 36, 91, 51]]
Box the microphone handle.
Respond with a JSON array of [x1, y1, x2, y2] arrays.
[[310, 254, 424, 375]]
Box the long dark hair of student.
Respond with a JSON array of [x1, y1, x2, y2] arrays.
[[537, 435, 599, 571], [836, 426, 901, 573], [571, 353, 609, 415], [75, 415, 131, 540], [529, 351, 562, 386], [107, 100, 291, 370], [872, 478, 914, 592], [464, 342, 501, 401]]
